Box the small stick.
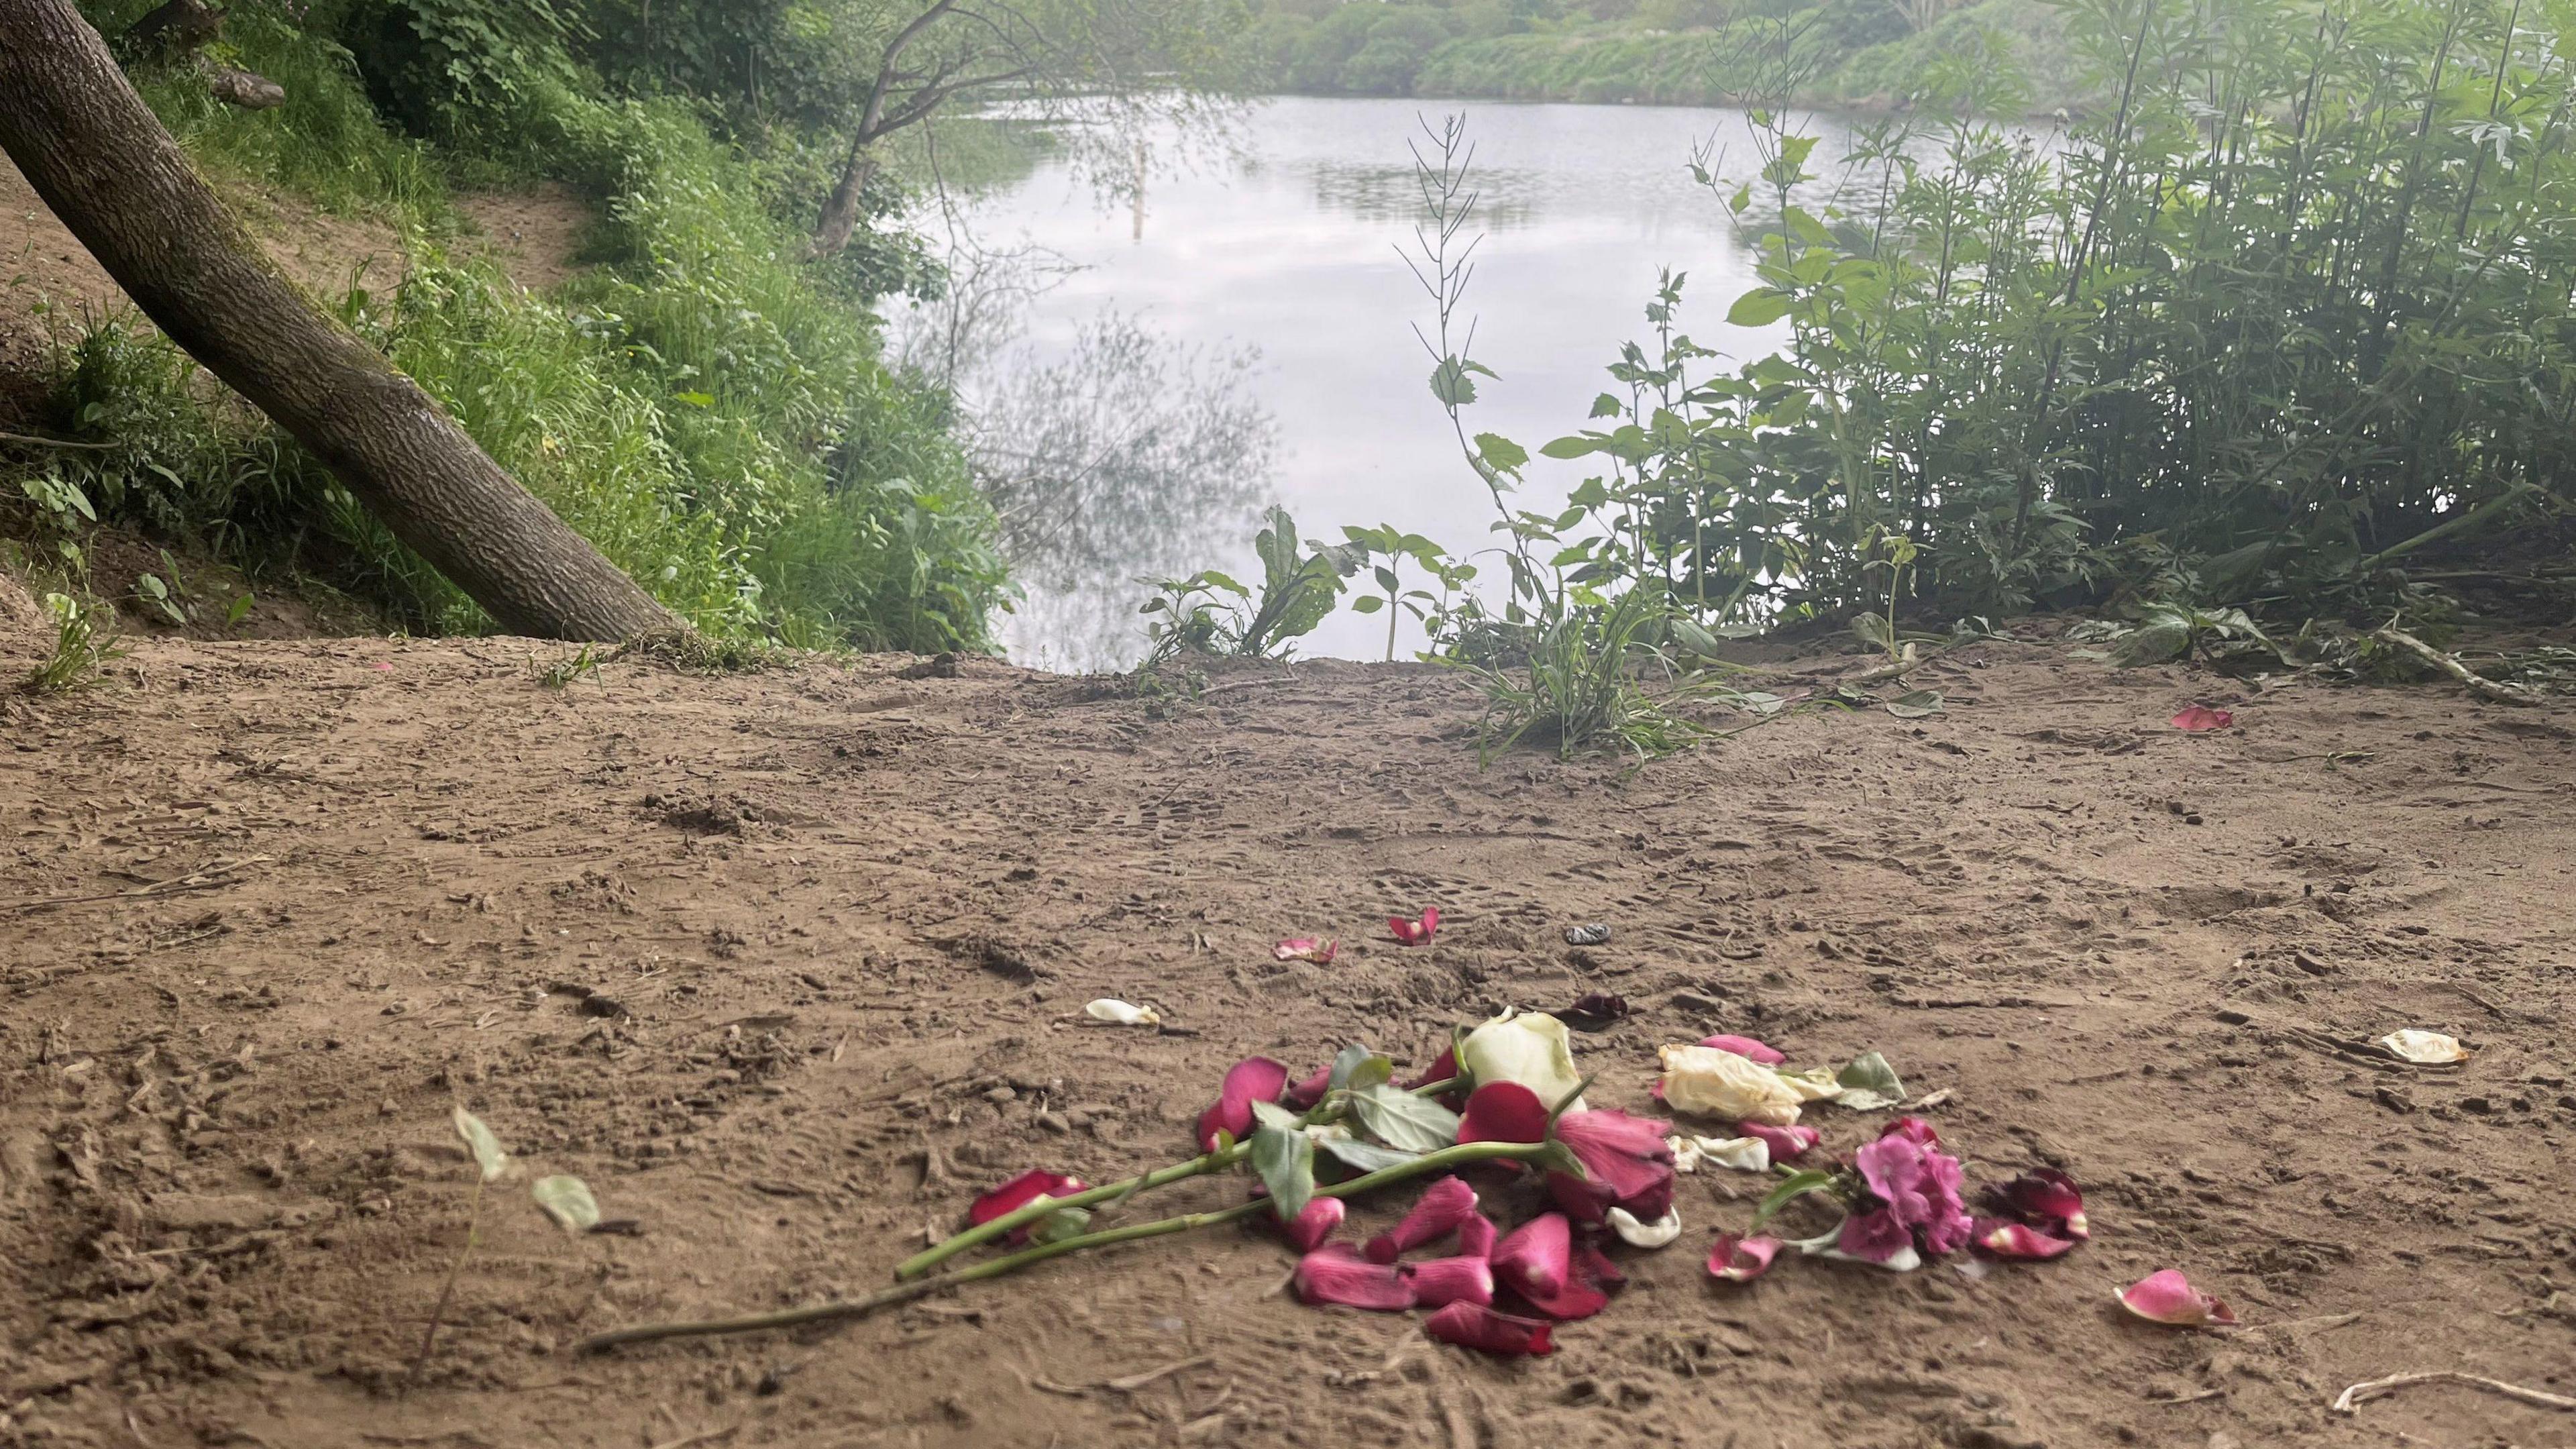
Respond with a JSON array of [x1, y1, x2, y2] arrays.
[[2372, 627, 2544, 706], [0, 427, 117, 449], [2331, 1370, 2576, 1414]]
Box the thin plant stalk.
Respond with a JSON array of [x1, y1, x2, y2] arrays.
[[405, 1173, 485, 1391]]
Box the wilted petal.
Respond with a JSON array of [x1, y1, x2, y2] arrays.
[[1607, 1206, 1682, 1249], [1835, 1208, 1920, 1267], [1456, 1080, 1548, 1146], [1400, 1044, 1459, 1091], [1988, 1168, 2089, 1241], [1197, 1057, 1292, 1152], [1283, 1195, 1345, 1252], [1293, 1244, 1416, 1311], [1281, 1063, 1335, 1112], [1671, 1134, 1770, 1173], [1514, 1243, 1621, 1320], [1424, 1301, 1555, 1356], [1697, 1033, 1786, 1066], [1737, 1121, 1820, 1161], [1460, 1011, 1585, 1112], [1880, 1116, 1943, 1146], [1707, 1232, 1782, 1282], [1559, 991, 1629, 1032], [969, 1169, 1088, 1245], [1974, 1218, 2076, 1259], [1273, 937, 1340, 964], [1401, 1254, 1495, 1308], [1084, 998, 1160, 1026], [1457, 1210, 1498, 1259], [1776, 1066, 1849, 1103], [1388, 907, 1441, 946], [1550, 1110, 1676, 1222], [1656, 1043, 1803, 1125], [2170, 705, 2233, 731], [1491, 1212, 1572, 1299], [2119, 1269, 2237, 1327], [1366, 1176, 1479, 1263], [2379, 1028, 2467, 1064], [1854, 1137, 1934, 1228]]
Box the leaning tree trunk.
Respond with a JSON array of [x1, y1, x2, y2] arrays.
[[0, 0, 676, 641]]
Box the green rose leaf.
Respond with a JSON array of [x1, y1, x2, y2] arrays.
[[1318, 1136, 1421, 1175], [1350, 1081, 1462, 1154], [1835, 1051, 1908, 1111], [1328, 1043, 1395, 1094], [1249, 1118, 1316, 1222]]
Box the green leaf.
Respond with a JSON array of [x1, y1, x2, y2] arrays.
[[673, 390, 716, 408], [1590, 392, 1624, 419], [1328, 1044, 1395, 1094], [1884, 690, 1945, 720], [1350, 594, 1385, 614], [1834, 1051, 1907, 1111], [1474, 433, 1529, 475], [451, 1107, 508, 1183], [1752, 1169, 1836, 1229], [1725, 288, 1794, 327], [1318, 1136, 1421, 1175], [1350, 1081, 1461, 1153], [1249, 1120, 1316, 1222], [1030, 1205, 1092, 1243], [1539, 434, 1603, 460], [1430, 357, 1482, 407], [531, 1175, 599, 1233]]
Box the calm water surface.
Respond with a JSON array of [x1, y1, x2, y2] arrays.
[[955, 97, 1862, 669]]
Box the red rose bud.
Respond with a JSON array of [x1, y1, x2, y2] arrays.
[[1195, 1056, 1291, 1152], [1707, 1232, 1782, 1283], [1424, 1301, 1555, 1356], [1696, 1033, 1786, 1065], [1293, 1244, 1416, 1311], [1365, 1175, 1479, 1263], [1283, 1195, 1344, 1252], [1400, 1254, 1495, 1308], [1974, 1218, 2077, 1259]]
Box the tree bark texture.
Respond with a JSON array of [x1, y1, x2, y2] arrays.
[[0, 0, 677, 641]]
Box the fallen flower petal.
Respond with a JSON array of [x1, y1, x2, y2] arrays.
[[1776, 1065, 1851, 1104], [1737, 1121, 1821, 1161], [1707, 1232, 1782, 1282], [1196, 1057, 1292, 1152], [1548, 1108, 1677, 1223], [1460, 1011, 1585, 1112], [1559, 991, 1629, 1032], [1424, 1301, 1555, 1356], [1835, 1207, 1923, 1269], [1988, 1168, 2089, 1241], [2171, 704, 2234, 731], [1656, 1043, 1804, 1125], [1880, 1116, 1943, 1146], [1388, 907, 1441, 946], [1607, 1205, 1682, 1249], [1272, 936, 1340, 964], [1670, 1134, 1770, 1174], [1083, 998, 1160, 1027], [1457, 1210, 1499, 1259], [1974, 1219, 2077, 1259], [1293, 1244, 1417, 1311], [1366, 1176, 1479, 1263], [2378, 1028, 2468, 1064], [1401, 1254, 1496, 1308], [969, 1169, 1087, 1244], [1281, 1063, 1335, 1111], [1491, 1212, 1572, 1299], [1400, 1044, 1458, 1091], [1697, 1033, 1787, 1066], [2119, 1269, 2237, 1327], [1455, 1082, 1549, 1148], [1283, 1195, 1345, 1252], [1514, 1243, 1621, 1320]]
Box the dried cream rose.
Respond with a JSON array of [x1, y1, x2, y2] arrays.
[[1657, 1043, 1805, 1126]]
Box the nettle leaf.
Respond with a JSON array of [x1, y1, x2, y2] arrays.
[[1318, 1136, 1421, 1175], [1835, 1052, 1907, 1111], [452, 1107, 509, 1183], [1430, 357, 1481, 407], [1884, 690, 1945, 720], [1350, 1081, 1461, 1154], [531, 1175, 600, 1233], [1328, 1044, 1395, 1094], [1250, 1119, 1316, 1222], [1475, 433, 1529, 476]]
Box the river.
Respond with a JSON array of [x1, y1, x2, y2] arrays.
[[935, 96, 1868, 670]]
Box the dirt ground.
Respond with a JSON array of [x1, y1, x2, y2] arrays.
[[0, 624, 2570, 1449]]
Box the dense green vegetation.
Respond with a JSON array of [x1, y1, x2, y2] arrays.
[[1227, 0, 2085, 109], [13, 0, 1011, 649]]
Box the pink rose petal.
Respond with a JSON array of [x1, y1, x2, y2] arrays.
[[1737, 1121, 1820, 1161], [1511, 1242, 1620, 1321], [1491, 1212, 1571, 1299], [1696, 1033, 1786, 1066], [1399, 1044, 1458, 1091], [1879, 1116, 1943, 1147], [1196, 1057, 1291, 1152], [1280, 1063, 1334, 1111], [1387, 907, 1440, 946], [1837, 1206, 1915, 1264], [1974, 1218, 2076, 1259], [1293, 1244, 1416, 1311], [1707, 1232, 1782, 1283], [1424, 1301, 1554, 1356], [1366, 1175, 1479, 1263], [2171, 705, 2233, 731], [1283, 1195, 1344, 1252], [2119, 1269, 2237, 1327], [1456, 1081, 1548, 1147], [1273, 937, 1339, 964], [1400, 1254, 1495, 1308], [968, 1169, 1085, 1243], [1457, 1210, 1498, 1259], [1546, 1108, 1676, 1224], [1989, 1168, 2089, 1242]]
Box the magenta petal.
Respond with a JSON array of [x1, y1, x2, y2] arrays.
[[1273, 937, 1339, 964], [1457, 1210, 1498, 1259], [1424, 1301, 1555, 1356], [2120, 1269, 2237, 1327], [1974, 1218, 2076, 1259], [1879, 1116, 1943, 1147], [1992, 1168, 2090, 1241], [2171, 705, 2233, 731], [1281, 1063, 1335, 1112], [1855, 1138, 1934, 1228], [1707, 1232, 1782, 1282], [1511, 1244, 1619, 1321], [1366, 1175, 1479, 1263], [1837, 1207, 1915, 1264], [1554, 1109, 1676, 1216], [1283, 1195, 1345, 1252], [1399, 1044, 1459, 1091], [1293, 1244, 1416, 1311], [1697, 1033, 1786, 1066], [1456, 1081, 1548, 1146], [1387, 907, 1440, 945], [1196, 1056, 1291, 1152], [968, 1170, 1086, 1238], [1491, 1212, 1572, 1299], [1737, 1121, 1820, 1161], [1401, 1255, 1496, 1308]]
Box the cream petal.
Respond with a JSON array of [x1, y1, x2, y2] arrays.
[[1606, 1206, 1682, 1249], [1656, 1044, 1803, 1126], [1461, 1011, 1587, 1114], [1083, 998, 1160, 1026]]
